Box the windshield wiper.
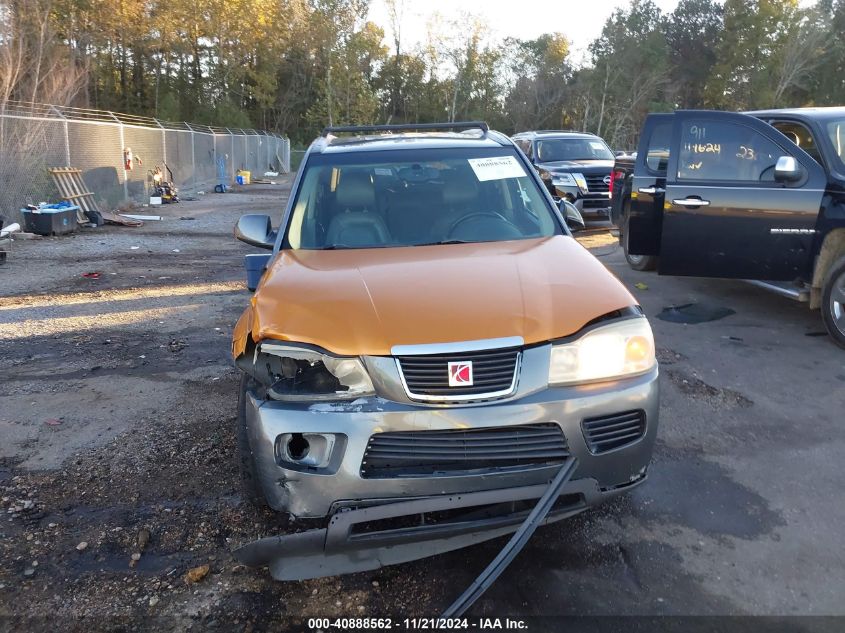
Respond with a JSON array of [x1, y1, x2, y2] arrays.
[[413, 239, 475, 246]]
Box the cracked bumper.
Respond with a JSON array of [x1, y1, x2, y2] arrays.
[[243, 366, 659, 518]]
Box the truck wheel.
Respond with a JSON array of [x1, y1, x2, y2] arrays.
[[237, 373, 267, 507], [622, 209, 658, 271], [821, 255, 845, 349]]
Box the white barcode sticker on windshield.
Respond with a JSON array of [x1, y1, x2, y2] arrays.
[[467, 156, 527, 181]]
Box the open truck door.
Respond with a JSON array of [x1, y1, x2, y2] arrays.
[[657, 111, 825, 280], [626, 114, 672, 265]]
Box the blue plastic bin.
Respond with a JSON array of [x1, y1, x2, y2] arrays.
[[20, 204, 80, 236]]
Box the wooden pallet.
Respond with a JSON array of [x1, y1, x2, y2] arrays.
[[47, 168, 142, 226]]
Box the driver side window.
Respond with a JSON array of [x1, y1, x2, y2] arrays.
[[677, 120, 787, 182]]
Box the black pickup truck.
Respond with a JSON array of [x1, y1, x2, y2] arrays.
[[610, 108, 845, 348]]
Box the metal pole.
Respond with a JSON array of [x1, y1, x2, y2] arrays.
[[155, 118, 166, 169], [51, 105, 71, 166], [118, 120, 128, 200], [228, 129, 235, 184], [190, 130, 196, 190]]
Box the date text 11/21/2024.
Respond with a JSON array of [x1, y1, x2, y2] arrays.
[[307, 617, 529, 630]]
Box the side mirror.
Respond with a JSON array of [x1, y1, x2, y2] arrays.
[[560, 200, 585, 231], [774, 156, 803, 183], [235, 214, 276, 249]]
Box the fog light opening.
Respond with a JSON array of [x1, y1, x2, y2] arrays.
[[287, 433, 310, 461]]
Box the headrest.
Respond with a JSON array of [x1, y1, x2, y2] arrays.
[[336, 171, 375, 209], [442, 171, 478, 206]]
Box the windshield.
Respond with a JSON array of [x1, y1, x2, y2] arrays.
[[534, 138, 614, 162], [827, 119, 845, 172], [285, 147, 559, 250]]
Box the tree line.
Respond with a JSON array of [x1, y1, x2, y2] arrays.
[[2, 0, 845, 148]]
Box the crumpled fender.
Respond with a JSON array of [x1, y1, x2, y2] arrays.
[[232, 303, 255, 360]]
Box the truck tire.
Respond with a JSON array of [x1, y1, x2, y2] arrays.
[[236, 373, 267, 507], [622, 205, 658, 272], [821, 255, 845, 349]]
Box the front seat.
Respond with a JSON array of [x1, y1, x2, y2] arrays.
[[326, 171, 390, 247]]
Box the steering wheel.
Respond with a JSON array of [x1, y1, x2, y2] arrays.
[[447, 211, 520, 239]]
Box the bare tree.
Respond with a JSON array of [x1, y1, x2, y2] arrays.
[[773, 11, 829, 105], [0, 0, 86, 221]]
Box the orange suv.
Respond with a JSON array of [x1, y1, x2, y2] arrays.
[[231, 122, 659, 580]]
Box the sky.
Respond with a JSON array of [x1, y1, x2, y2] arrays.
[[368, 0, 682, 65]]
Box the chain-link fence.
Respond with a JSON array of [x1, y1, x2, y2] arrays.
[[0, 101, 290, 224]]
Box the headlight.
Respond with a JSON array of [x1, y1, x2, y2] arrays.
[[254, 342, 375, 401], [572, 172, 588, 193], [551, 173, 576, 187], [548, 318, 655, 385]]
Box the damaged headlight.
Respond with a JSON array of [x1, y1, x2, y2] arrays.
[[248, 341, 375, 401], [551, 173, 576, 187], [548, 318, 655, 385]]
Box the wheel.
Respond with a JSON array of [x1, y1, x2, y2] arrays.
[[236, 373, 267, 507], [622, 203, 658, 271], [821, 255, 845, 349]]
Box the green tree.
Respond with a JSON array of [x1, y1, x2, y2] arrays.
[[665, 0, 723, 108]]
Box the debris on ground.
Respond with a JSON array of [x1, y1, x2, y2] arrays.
[[0, 222, 22, 237], [657, 302, 736, 324], [76, 541, 88, 551], [120, 214, 161, 221], [634, 282, 649, 290], [167, 339, 188, 352], [137, 528, 151, 552], [185, 564, 210, 585]]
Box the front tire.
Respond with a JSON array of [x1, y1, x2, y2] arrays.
[[821, 255, 845, 349], [237, 373, 267, 507], [622, 203, 658, 272]]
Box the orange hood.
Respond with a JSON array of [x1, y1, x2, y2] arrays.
[[234, 236, 636, 357]]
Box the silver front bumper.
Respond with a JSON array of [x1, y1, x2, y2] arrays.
[[244, 344, 659, 518]]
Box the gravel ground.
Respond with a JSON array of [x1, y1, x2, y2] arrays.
[[1, 183, 844, 632]]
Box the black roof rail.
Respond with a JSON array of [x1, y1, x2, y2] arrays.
[[515, 129, 583, 135], [321, 121, 489, 137]]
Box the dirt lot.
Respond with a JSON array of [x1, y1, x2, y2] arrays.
[[1, 182, 844, 632]]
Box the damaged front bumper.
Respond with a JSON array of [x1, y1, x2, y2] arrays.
[[234, 458, 597, 581]]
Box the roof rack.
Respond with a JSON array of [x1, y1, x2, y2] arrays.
[[321, 121, 489, 137]]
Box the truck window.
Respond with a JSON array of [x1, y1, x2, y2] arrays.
[[826, 118, 845, 173], [677, 120, 784, 182], [771, 121, 822, 165], [645, 122, 671, 173]]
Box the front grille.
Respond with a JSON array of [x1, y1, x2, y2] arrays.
[[360, 423, 569, 478], [585, 174, 610, 192], [582, 410, 646, 454], [396, 347, 520, 401]]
